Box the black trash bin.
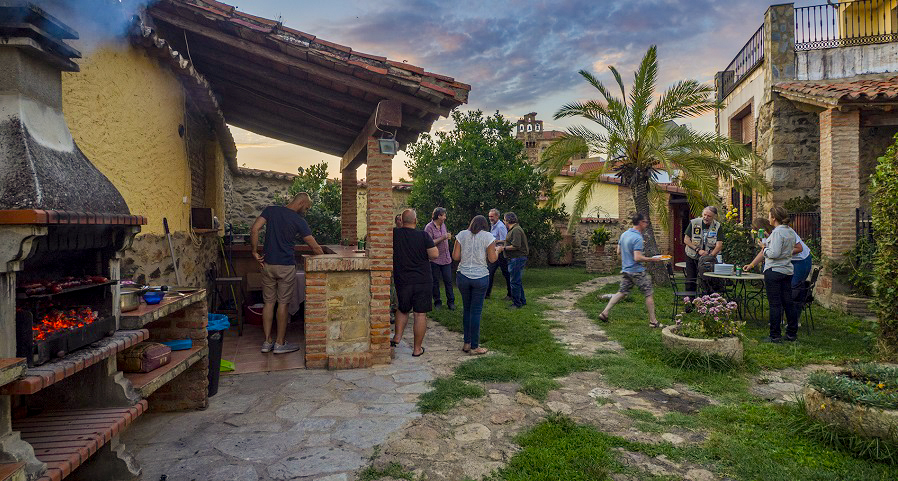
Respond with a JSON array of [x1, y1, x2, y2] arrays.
[[207, 314, 229, 397]]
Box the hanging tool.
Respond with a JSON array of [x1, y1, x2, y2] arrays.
[[163, 217, 183, 286]]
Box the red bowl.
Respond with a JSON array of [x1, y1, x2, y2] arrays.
[[244, 304, 263, 325]]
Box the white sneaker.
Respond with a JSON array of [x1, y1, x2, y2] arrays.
[[273, 342, 300, 354], [261, 340, 274, 353]]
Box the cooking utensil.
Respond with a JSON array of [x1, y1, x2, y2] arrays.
[[163, 218, 183, 286], [120, 287, 147, 312]]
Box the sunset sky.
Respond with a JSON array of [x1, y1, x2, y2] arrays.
[[228, 0, 816, 181]]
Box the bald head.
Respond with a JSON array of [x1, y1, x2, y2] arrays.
[[288, 192, 312, 214], [401, 209, 417, 227]]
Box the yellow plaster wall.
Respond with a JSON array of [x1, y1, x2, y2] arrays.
[[61, 45, 189, 236], [549, 177, 620, 219]]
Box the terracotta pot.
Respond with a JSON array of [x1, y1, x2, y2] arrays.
[[803, 387, 898, 443], [661, 325, 743, 362]]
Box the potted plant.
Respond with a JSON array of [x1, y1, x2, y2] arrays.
[[226, 221, 250, 244], [590, 227, 611, 253], [803, 363, 898, 445], [662, 293, 745, 362]]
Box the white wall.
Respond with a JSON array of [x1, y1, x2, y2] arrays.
[[717, 67, 765, 139], [797, 42, 898, 80]]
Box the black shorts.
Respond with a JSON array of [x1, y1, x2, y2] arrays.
[[396, 282, 432, 314]]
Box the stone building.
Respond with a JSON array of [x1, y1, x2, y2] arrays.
[[516, 112, 586, 166], [715, 1, 898, 310]]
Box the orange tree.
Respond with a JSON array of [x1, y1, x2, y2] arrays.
[[872, 133, 898, 359]]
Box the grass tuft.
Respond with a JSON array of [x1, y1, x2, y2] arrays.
[[417, 377, 485, 413], [359, 462, 418, 481]]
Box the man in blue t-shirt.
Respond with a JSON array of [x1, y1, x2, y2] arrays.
[[597, 213, 665, 328], [250, 192, 323, 354]]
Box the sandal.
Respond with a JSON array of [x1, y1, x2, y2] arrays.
[[390, 340, 399, 347], [470, 347, 489, 355], [649, 322, 665, 329], [462, 343, 471, 353], [598, 312, 609, 322], [412, 347, 425, 357]]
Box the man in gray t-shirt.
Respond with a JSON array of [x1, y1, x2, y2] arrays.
[[598, 213, 665, 328]]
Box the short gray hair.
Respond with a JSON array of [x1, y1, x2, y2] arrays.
[[489, 208, 500, 217]]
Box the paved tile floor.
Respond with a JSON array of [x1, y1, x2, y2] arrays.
[[123, 341, 432, 481], [222, 323, 305, 374]]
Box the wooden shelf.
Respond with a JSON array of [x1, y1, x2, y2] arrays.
[[0, 331, 148, 396], [123, 346, 208, 398], [12, 402, 147, 481], [0, 358, 26, 388], [0, 462, 24, 481], [119, 289, 206, 329]]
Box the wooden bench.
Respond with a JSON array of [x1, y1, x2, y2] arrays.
[[12, 402, 147, 481]]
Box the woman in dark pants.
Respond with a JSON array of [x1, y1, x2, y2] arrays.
[[452, 215, 498, 355], [744, 207, 799, 342]]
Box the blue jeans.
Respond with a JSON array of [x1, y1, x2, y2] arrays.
[[507, 257, 527, 307], [457, 273, 489, 348], [431, 262, 455, 305]]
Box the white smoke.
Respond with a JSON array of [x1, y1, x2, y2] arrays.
[[27, 0, 159, 54]]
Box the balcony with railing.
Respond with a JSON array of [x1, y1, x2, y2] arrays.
[[718, 25, 765, 102], [795, 0, 898, 51]]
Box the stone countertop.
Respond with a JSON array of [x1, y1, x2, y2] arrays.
[[305, 245, 371, 272]]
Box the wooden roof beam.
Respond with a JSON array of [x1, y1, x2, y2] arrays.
[[341, 100, 401, 172], [151, 9, 452, 118]]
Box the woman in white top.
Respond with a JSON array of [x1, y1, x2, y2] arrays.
[[452, 215, 498, 355], [744, 207, 799, 342]]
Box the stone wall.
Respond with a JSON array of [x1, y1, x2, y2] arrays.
[[226, 169, 295, 229], [121, 232, 219, 287], [326, 272, 371, 355], [860, 125, 898, 208], [756, 95, 820, 209]]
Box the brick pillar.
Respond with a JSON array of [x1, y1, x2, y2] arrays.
[[819, 108, 860, 298], [145, 297, 209, 410], [366, 139, 394, 365], [341, 168, 358, 245], [304, 271, 328, 368]]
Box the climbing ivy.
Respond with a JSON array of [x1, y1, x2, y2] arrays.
[[872, 132, 898, 360]]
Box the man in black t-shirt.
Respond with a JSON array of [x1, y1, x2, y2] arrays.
[[250, 192, 323, 354], [391, 209, 438, 357]]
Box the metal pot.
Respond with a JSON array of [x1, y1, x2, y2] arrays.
[[120, 287, 147, 312]]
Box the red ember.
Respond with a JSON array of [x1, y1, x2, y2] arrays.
[[32, 307, 97, 341]]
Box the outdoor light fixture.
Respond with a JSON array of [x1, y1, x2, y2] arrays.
[[378, 138, 398, 155]]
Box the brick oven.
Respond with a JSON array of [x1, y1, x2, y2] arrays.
[[0, 4, 154, 480]]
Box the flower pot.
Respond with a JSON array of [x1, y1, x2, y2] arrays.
[[661, 325, 743, 362], [803, 387, 898, 443]]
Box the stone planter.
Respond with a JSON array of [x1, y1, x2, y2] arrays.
[[586, 244, 616, 273], [661, 325, 743, 362], [803, 387, 898, 443]]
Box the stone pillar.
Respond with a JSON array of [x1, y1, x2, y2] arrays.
[[763, 3, 796, 101], [366, 139, 394, 365], [819, 108, 860, 299], [341, 168, 358, 245]]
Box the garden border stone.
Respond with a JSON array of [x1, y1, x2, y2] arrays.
[[661, 325, 743, 362], [803, 387, 898, 443]]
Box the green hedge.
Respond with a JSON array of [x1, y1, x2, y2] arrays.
[[872, 133, 898, 359]]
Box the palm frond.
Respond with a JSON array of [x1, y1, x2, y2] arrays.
[[629, 45, 658, 134], [650, 80, 717, 122]]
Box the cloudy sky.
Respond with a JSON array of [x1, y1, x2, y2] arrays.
[[229, 0, 814, 180]]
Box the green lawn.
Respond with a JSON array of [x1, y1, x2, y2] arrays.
[[413, 268, 897, 480]]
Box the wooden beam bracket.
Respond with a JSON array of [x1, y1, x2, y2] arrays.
[[341, 100, 402, 172]]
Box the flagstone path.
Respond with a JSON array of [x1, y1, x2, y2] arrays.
[[365, 276, 719, 481], [124, 275, 826, 480]]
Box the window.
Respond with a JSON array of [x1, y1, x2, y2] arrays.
[[527, 124, 532, 132], [535, 124, 541, 131], [518, 124, 524, 132]]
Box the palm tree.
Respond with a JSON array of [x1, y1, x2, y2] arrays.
[[541, 45, 767, 280]]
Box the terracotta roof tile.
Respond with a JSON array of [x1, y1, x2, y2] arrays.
[[278, 25, 315, 42], [387, 59, 425, 74], [774, 75, 898, 105], [576, 161, 605, 173], [420, 81, 456, 97], [349, 60, 388, 76], [230, 17, 273, 33], [313, 38, 352, 54]]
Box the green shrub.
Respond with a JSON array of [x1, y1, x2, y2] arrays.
[[720, 205, 757, 267], [590, 227, 611, 247], [806, 363, 898, 410], [830, 237, 876, 297], [872, 132, 898, 358]]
